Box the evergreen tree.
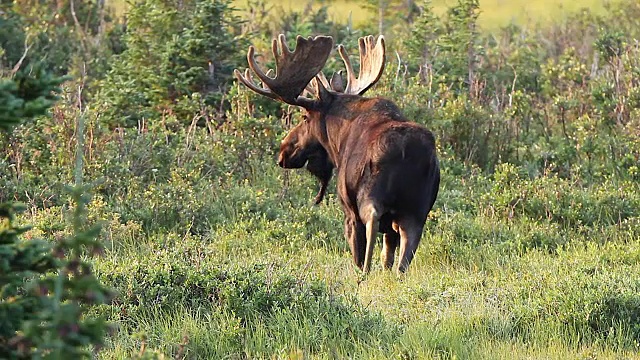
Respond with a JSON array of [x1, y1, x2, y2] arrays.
[[0, 64, 111, 358]]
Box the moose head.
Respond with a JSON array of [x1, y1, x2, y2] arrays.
[[235, 35, 440, 274], [278, 127, 334, 204], [277, 112, 333, 204]]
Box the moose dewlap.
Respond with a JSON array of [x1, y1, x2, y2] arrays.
[[234, 34, 440, 274]]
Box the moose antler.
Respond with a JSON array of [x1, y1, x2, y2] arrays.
[[337, 35, 386, 95], [234, 34, 334, 107]]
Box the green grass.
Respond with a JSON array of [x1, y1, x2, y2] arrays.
[[53, 151, 638, 359], [468, 0, 619, 30]]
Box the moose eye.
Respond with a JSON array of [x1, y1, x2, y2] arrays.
[[302, 114, 309, 122]]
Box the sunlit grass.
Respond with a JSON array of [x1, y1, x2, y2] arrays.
[[107, 0, 620, 31], [474, 0, 620, 30], [228, 0, 620, 31]]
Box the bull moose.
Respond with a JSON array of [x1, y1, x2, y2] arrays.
[[234, 34, 440, 274]]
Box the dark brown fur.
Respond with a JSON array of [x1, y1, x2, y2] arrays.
[[279, 95, 440, 273]]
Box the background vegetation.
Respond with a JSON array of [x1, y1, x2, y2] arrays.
[[1, 0, 639, 358], [228, 0, 625, 30]]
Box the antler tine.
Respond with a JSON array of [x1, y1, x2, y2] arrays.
[[310, 75, 331, 100], [337, 35, 386, 95], [337, 45, 354, 92], [235, 34, 334, 107], [233, 58, 277, 100], [275, 34, 293, 60]]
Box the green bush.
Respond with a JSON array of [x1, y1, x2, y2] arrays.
[[95, 0, 248, 127]]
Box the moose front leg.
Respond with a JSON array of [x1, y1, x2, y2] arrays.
[[306, 150, 334, 205], [313, 179, 329, 205]]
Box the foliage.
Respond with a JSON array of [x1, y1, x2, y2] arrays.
[[0, 6, 27, 70], [389, 0, 640, 173], [2, 0, 110, 77], [95, 0, 248, 127], [0, 62, 110, 357], [0, 189, 112, 359], [0, 202, 58, 357], [0, 67, 66, 130]]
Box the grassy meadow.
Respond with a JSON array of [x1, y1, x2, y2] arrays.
[[3, 0, 640, 358], [86, 157, 640, 359]]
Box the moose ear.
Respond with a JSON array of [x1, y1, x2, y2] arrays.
[[311, 76, 332, 104], [330, 71, 345, 93]]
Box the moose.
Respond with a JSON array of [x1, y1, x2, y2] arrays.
[[235, 34, 440, 274]]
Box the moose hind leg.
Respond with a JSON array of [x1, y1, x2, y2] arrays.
[[397, 219, 425, 273], [362, 205, 381, 274], [345, 217, 366, 269], [381, 232, 399, 270]]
